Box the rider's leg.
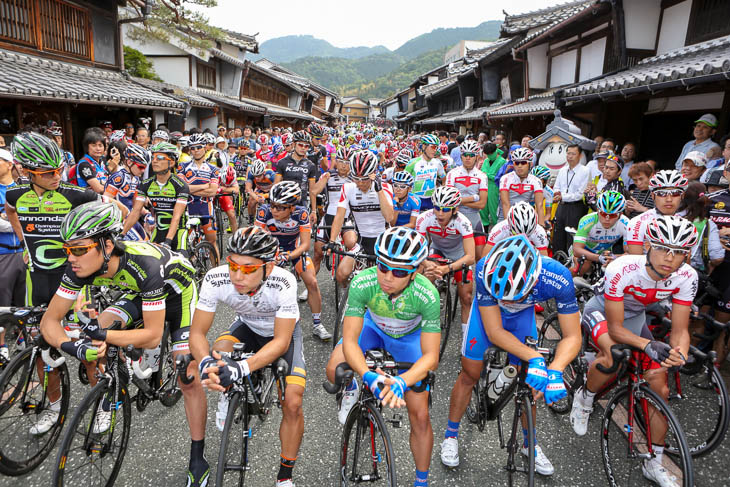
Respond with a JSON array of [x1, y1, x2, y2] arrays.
[[225, 208, 238, 234], [456, 279, 473, 332], [446, 356, 482, 426], [336, 255, 355, 287], [406, 390, 433, 485]]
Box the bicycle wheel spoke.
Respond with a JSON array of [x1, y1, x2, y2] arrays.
[[340, 403, 395, 485]]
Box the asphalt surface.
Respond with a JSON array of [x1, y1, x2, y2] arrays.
[[2, 252, 729, 487]]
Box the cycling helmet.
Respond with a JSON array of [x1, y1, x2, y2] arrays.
[[645, 215, 698, 249], [350, 150, 378, 177], [270, 181, 301, 206], [124, 143, 151, 167], [152, 130, 169, 142], [203, 133, 216, 145], [11, 132, 63, 170], [421, 134, 439, 146], [150, 142, 179, 161], [375, 226, 429, 268], [48, 126, 63, 137], [431, 185, 461, 207], [395, 151, 411, 167], [227, 226, 279, 261], [109, 130, 126, 143], [460, 139, 480, 154], [258, 134, 269, 145], [187, 133, 207, 148], [60, 201, 123, 242], [270, 142, 285, 157], [511, 147, 534, 162], [282, 132, 294, 146], [531, 165, 551, 181], [483, 235, 542, 301], [439, 143, 449, 155], [596, 190, 626, 214], [308, 123, 326, 138], [178, 136, 190, 148], [220, 164, 236, 186], [649, 170, 688, 192], [392, 171, 414, 187], [249, 159, 267, 177], [336, 146, 354, 162], [507, 202, 537, 236], [359, 139, 369, 149], [292, 131, 311, 145]]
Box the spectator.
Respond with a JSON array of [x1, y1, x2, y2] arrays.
[[552, 144, 590, 254], [592, 136, 604, 157], [701, 134, 730, 184], [625, 162, 655, 218], [438, 131, 448, 145], [680, 150, 708, 182], [586, 142, 614, 178], [0, 136, 5, 147], [679, 181, 724, 275], [705, 169, 729, 193], [521, 135, 532, 148], [675, 113, 720, 171], [135, 126, 150, 149], [217, 124, 227, 140], [478, 142, 508, 229], [100, 121, 113, 137], [494, 132, 506, 152], [620, 142, 637, 187], [450, 135, 465, 167], [72, 127, 108, 193], [447, 132, 459, 153]]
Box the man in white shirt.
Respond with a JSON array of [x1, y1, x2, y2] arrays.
[[620, 142, 637, 188], [552, 144, 590, 254], [675, 114, 720, 171]]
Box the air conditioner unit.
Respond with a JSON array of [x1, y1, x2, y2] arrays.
[[464, 96, 475, 110]]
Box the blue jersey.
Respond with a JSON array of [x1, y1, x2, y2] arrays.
[[0, 181, 21, 255], [393, 194, 420, 226], [475, 255, 578, 316], [255, 204, 311, 252], [179, 160, 219, 217], [105, 168, 139, 210]]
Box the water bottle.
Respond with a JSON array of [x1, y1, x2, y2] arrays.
[[583, 350, 597, 367], [487, 365, 518, 402], [140, 344, 161, 373]]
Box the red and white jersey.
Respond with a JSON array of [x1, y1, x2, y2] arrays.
[[445, 165, 488, 231], [487, 219, 549, 251], [415, 210, 473, 261], [599, 254, 697, 316], [498, 172, 542, 219], [626, 208, 659, 248], [337, 181, 393, 238]]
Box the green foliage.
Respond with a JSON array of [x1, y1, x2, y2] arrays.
[[123, 45, 162, 81], [282, 53, 404, 90], [394, 20, 502, 59], [254, 35, 389, 63]]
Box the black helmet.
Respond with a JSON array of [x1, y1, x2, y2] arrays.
[[307, 123, 326, 138], [270, 181, 302, 205], [227, 226, 279, 261], [12, 132, 63, 170], [292, 131, 311, 145]]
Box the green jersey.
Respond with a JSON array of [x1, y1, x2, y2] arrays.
[[405, 156, 446, 199], [136, 175, 190, 247], [573, 212, 629, 254], [344, 267, 441, 338]]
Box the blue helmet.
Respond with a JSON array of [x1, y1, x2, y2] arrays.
[[392, 171, 414, 187], [375, 227, 428, 268], [421, 133, 439, 146], [360, 139, 369, 149], [483, 235, 541, 301]]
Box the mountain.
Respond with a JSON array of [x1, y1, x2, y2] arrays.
[[394, 20, 502, 59], [282, 52, 404, 92], [253, 35, 389, 63]]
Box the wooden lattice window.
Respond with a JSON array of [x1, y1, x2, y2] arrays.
[[686, 0, 730, 45], [0, 0, 35, 46], [197, 62, 216, 90]]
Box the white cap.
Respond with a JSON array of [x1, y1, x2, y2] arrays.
[[683, 150, 707, 167], [0, 148, 12, 162], [694, 113, 718, 128], [215, 136, 226, 145]]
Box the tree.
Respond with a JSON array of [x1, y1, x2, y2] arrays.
[[124, 46, 163, 81]]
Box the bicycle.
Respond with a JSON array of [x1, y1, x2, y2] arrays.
[[426, 256, 468, 361], [323, 348, 434, 487], [52, 320, 156, 487], [0, 305, 30, 369], [317, 224, 356, 316], [215, 342, 288, 486], [464, 338, 550, 487], [187, 215, 220, 284]]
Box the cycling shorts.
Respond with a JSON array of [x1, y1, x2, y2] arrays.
[[359, 236, 377, 256], [473, 231, 487, 247], [197, 217, 216, 235], [419, 197, 433, 211], [215, 319, 306, 388], [26, 269, 65, 307], [292, 254, 314, 275], [315, 213, 356, 243], [581, 296, 660, 371], [151, 227, 188, 252], [122, 222, 147, 242], [429, 251, 473, 283], [710, 260, 730, 313], [462, 303, 536, 366], [218, 195, 234, 212]]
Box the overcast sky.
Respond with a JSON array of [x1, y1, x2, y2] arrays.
[[196, 0, 560, 50]]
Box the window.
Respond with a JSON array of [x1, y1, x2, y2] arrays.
[[686, 0, 730, 45], [346, 107, 351, 113], [197, 62, 216, 90]]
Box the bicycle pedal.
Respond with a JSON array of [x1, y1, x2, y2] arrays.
[[668, 393, 682, 401], [387, 414, 403, 428]]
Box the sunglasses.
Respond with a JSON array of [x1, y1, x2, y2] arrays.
[[653, 189, 683, 198], [513, 160, 529, 166], [271, 203, 293, 212], [350, 175, 370, 182], [28, 165, 65, 177], [462, 152, 477, 158], [393, 183, 411, 190], [650, 244, 690, 258], [189, 145, 205, 151], [427, 144, 439, 149], [312, 137, 321, 141], [295, 143, 310, 148], [132, 162, 147, 170], [434, 205, 455, 212], [599, 211, 620, 219], [376, 260, 416, 278], [153, 154, 173, 162], [63, 242, 98, 257], [226, 256, 265, 274]]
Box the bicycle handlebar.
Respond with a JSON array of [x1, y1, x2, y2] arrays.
[[125, 345, 153, 380], [595, 344, 633, 375], [427, 256, 470, 284], [176, 354, 195, 385]]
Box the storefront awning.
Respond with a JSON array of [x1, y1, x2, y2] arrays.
[[196, 89, 265, 114], [488, 93, 555, 119]]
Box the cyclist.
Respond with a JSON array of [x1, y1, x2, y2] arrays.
[[313, 146, 357, 273], [39, 201, 208, 487], [570, 215, 697, 487], [440, 235, 580, 475], [328, 150, 395, 287], [123, 142, 190, 252], [244, 159, 275, 221], [485, 202, 549, 255], [325, 227, 440, 487], [627, 170, 687, 254], [179, 133, 220, 256], [190, 227, 305, 487], [417, 185, 475, 332], [105, 143, 149, 241], [405, 134, 446, 211], [531, 165, 554, 221], [392, 171, 420, 228], [274, 131, 318, 224], [383, 150, 410, 183], [571, 191, 629, 276], [307, 122, 329, 172], [498, 147, 544, 226], [255, 181, 330, 341], [445, 139, 487, 258], [217, 163, 240, 235]]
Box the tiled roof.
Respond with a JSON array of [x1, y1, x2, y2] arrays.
[[466, 37, 517, 62], [0, 48, 185, 111], [195, 88, 265, 113], [563, 34, 730, 98], [502, 0, 594, 34], [515, 1, 598, 49], [454, 104, 504, 121], [415, 110, 462, 125], [238, 96, 315, 121], [219, 28, 259, 53], [210, 48, 246, 69], [488, 92, 556, 118], [133, 77, 216, 108], [418, 77, 459, 97], [247, 61, 305, 94]]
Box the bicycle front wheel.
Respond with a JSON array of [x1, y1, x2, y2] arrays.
[[215, 207, 226, 255], [0, 347, 70, 476], [601, 384, 693, 487], [157, 326, 182, 408], [0, 314, 27, 368], [216, 391, 249, 487], [53, 379, 132, 487], [438, 285, 453, 361], [506, 394, 534, 487], [333, 285, 349, 349], [191, 241, 219, 285], [340, 400, 396, 486]]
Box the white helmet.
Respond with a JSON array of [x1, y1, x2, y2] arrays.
[[431, 185, 461, 208], [460, 139, 480, 154], [649, 170, 688, 192], [249, 159, 267, 177], [508, 202, 537, 236], [646, 215, 698, 249], [511, 147, 533, 162]]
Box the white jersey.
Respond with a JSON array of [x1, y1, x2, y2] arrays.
[[337, 181, 393, 238], [416, 210, 474, 261], [325, 170, 351, 216], [498, 172, 543, 220], [196, 265, 300, 337], [445, 165, 488, 232], [626, 208, 659, 248], [487, 219, 549, 251]]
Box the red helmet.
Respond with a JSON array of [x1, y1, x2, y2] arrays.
[[282, 132, 293, 146], [257, 134, 269, 145], [439, 143, 448, 155], [220, 165, 236, 186]]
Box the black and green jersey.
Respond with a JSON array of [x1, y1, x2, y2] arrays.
[[5, 182, 99, 271], [135, 175, 190, 245], [56, 241, 196, 312]]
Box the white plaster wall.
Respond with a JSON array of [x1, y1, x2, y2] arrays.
[[527, 43, 549, 89], [579, 37, 607, 81], [624, 0, 662, 49], [656, 0, 692, 54], [550, 49, 577, 87]]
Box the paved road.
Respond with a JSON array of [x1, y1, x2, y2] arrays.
[[3, 261, 729, 486]]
